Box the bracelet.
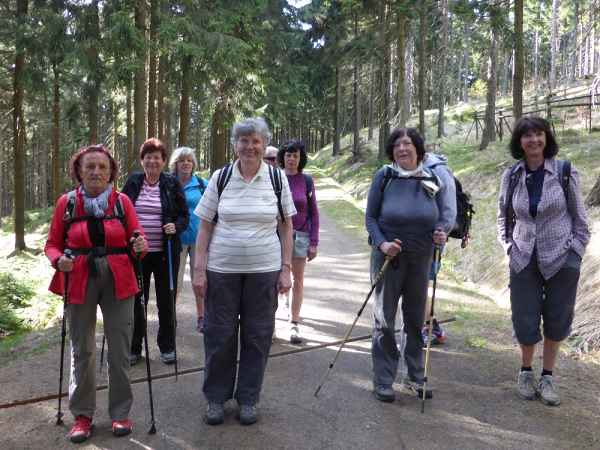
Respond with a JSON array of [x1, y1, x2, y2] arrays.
[[281, 263, 292, 270]]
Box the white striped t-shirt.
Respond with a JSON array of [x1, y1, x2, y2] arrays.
[[194, 160, 296, 273], [135, 181, 163, 252]]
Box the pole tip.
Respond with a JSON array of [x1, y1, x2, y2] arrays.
[[148, 424, 157, 434]]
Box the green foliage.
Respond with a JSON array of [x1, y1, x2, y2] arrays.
[[468, 79, 487, 99], [0, 273, 35, 337]]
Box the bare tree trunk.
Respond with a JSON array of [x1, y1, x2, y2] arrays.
[[13, 0, 28, 251], [418, 0, 427, 136], [210, 90, 231, 172], [378, 0, 391, 157], [178, 54, 192, 146], [404, 31, 414, 124], [134, 0, 148, 153], [332, 65, 341, 156], [513, 0, 524, 120], [395, 9, 408, 126], [157, 54, 167, 141], [480, 14, 498, 151], [51, 62, 61, 201], [436, 0, 449, 138], [352, 13, 361, 161], [549, 0, 560, 93], [86, 0, 101, 144], [147, 0, 159, 138], [368, 64, 374, 140], [586, 176, 600, 206], [126, 77, 134, 173]]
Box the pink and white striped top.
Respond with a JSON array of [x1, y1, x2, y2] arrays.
[[135, 180, 163, 252]]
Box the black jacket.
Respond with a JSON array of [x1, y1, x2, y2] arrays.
[[122, 172, 189, 255]]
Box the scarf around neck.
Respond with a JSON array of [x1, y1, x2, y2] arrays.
[[388, 162, 428, 177], [81, 185, 112, 218]]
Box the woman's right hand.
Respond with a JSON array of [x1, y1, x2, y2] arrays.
[[57, 255, 74, 272], [379, 239, 402, 257], [192, 268, 208, 299]]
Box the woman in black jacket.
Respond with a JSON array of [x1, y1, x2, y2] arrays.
[[122, 138, 189, 365]]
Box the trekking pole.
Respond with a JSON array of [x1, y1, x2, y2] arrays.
[[166, 237, 178, 381], [134, 232, 157, 434], [56, 249, 73, 425], [314, 255, 395, 398], [421, 245, 442, 414]]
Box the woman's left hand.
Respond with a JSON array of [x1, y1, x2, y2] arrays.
[[307, 246, 318, 261], [432, 229, 447, 245], [278, 266, 292, 294], [130, 234, 147, 254], [163, 222, 176, 235]]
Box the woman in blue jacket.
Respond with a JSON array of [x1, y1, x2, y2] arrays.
[[169, 147, 208, 332]]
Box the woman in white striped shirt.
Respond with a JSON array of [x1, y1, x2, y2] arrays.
[[193, 117, 296, 426]]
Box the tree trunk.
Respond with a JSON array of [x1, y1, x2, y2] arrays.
[[147, 0, 159, 138], [126, 77, 134, 173], [418, 0, 427, 136], [404, 31, 414, 124], [513, 0, 524, 120], [13, 0, 28, 251], [332, 65, 341, 156], [134, 0, 147, 153], [210, 94, 231, 172], [86, 0, 101, 144], [549, 0, 559, 92], [178, 54, 192, 146], [378, 1, 391, 157], [52, 62, 61, 201], [480, 16, 498, 151], [586, 175, 600, 206], [352, 14, 361, 162], [368, 64, 374, 140], [157, 54, 167, 141], [436, 0, 449, 138], [395, 9, 408, 126]]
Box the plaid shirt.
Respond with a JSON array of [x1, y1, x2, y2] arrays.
[[497, 158, 590, 280]]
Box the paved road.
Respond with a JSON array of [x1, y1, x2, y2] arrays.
[[1, 178, 599, 449]]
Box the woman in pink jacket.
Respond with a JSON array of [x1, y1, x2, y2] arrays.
[[45, 145, 146, 443]]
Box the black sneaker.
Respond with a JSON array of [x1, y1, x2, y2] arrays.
[[129, 353, 142, 366], [205, 402, 224, 425], [373, 384, 395, 402]]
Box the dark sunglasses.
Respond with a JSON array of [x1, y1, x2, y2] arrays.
[[264, 157, 276, 162]]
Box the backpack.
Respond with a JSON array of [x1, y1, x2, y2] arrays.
[[303, 173, 314, 227], [214, 163, 285, 223], [504, 159, 571, 243], [63, 189, 127, 239], [380, 164, 475, 248]]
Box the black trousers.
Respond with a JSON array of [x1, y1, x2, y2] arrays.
[[131, 250, 180, 355]]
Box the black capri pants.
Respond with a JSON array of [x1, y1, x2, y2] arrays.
[[509, 250, 582, 345]]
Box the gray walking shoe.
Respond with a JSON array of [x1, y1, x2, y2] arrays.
[[403, 380, 433, 399], [290, 324, 302, 344], [160, 351, 176, 365], [537, 375, 560, 406], [373, 384, 395, 402], [517, 370, 536, 400], [204, 402, 225, 425], [238, 404, 258, 425]]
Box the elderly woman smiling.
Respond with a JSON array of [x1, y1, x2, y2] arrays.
[[192, 117, 296, 426]]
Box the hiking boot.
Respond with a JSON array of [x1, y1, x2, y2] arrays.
[[537, 375, 561, 406], [112, 419, 133, 437], [238, 404, 258, 425], [129, 353, 142, 366], [517, 370, 537, 400], [204, 402, 224, 425], [404, 380, 433, 399], [196, 316, 204, 334], [290, 324, 302, 344], [68, 415, 93, 443], [373, 384, 395, 402], [160, 351, 176, 365]]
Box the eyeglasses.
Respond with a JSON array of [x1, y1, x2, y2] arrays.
[[264, 157, 276, 162]]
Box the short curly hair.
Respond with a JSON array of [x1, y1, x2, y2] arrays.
[[140, 137, 168, 161], [509, 116, 559, 160], [278, 140, 308, 172], [385, 128, 426, 163], [69, 145, 119, 184]]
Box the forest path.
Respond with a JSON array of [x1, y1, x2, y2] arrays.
[[0, 177, 599, 449]]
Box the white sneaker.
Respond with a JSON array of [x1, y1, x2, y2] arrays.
[[290, 324, 302, 344]]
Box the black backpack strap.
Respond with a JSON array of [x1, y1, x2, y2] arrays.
[[559, 159, 571, 209], [62, 190, 78, 241], [380, 166, 393, 194], [268, 165, 285, 223], [196, 175, 207, 196], [213, 163, 233, 224], [504, 162, 522, 243]]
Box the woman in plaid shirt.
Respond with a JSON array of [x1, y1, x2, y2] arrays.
[[497, 116, 590, 407]]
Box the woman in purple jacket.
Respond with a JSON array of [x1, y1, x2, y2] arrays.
[[497, 116, 590, 407], [278, 140, 319, 344]]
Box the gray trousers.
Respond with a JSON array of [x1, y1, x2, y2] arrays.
[[370, 247, 432, 386], [203, 270, 279, 405], [67, 257, 134, 420]]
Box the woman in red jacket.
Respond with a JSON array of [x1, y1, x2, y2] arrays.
[[45, 145, 147, 444]]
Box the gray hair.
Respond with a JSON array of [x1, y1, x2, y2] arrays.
[[169, 146, 198, 173], [231, 117, 271, 146]]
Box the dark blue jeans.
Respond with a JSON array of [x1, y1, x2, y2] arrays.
[[203, 270, 279, 405]]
